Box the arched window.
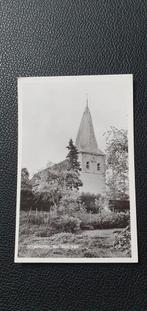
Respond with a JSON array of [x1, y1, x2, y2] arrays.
[[86, 161, 89, 169], [97, 163, 100, 171]]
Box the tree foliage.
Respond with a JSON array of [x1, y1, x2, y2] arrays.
[[65, 169, 83, 191], [21, 168, 30, 188], [20, 139, 83, 213], [66, 139, 81, 172], [20, 168, 34, 210], [66, 139, 83, 190], [33, 139, 83, 214], [105, 127, 129, 200]]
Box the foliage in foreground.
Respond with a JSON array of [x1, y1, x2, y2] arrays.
[[79, 211, 130, 230], [18, 229, 130, 259], [105, 127, 129, 200], [113, 225, 131, 256], [80, 192, 105, 213], [19, 209, 130, 240], [18, 209, 131, 258], [19, 211, 81, 237]]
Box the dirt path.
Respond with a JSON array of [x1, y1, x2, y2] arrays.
[[82, 228, 122, 245], [82, 228, 122, 238]]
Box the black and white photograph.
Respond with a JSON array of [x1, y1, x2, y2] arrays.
[[15, 75, 138, 263]]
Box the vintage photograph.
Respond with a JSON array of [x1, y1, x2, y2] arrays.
[[15, 75, 138, 262]]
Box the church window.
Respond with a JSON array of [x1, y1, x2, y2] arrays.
[[86, 161, 89, 169], [97, 163, 100, 171]]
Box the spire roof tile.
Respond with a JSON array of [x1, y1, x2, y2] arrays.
[[76, 104, 104, 155]]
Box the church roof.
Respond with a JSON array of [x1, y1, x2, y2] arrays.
[[75, 102, 104, 155]]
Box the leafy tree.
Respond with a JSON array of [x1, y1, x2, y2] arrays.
[[21, 168, 29, 185], [35, 169, 82, 215], [20, 168, 34, 210], [31, 140, 83, 214], [46, 170, 66, 211], [105, 127, 129, 200], [45, 169, 82, 212], [34, 170, 68, 215], [59, 189, 81, 215], [64, 169, 83, 191]]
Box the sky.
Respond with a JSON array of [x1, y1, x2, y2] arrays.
[[19, 75, 132, 176]]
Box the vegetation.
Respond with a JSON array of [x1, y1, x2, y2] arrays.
[[20, 168, 34, 211], [19, 211, 130, 258], [66, 138, 83, 190], [19, 133, 131, 258], [80, 192, 106, 214], [105, 127, 129, 200], [79, 211, 130, 230], [114, 225, 131, 256], [66, 139, 81, 173]]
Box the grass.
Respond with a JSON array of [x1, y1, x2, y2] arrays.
[[19, 230, 128, 258], [18, 210, 131, 258]]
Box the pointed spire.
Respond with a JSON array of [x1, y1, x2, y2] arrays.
[[86, 94, 88, 109], [76, 101, 99, 154], [76, 99, 104, 155]]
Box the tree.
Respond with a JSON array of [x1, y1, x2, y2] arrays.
[[46, 170, 66, 211], [34, 170, 71, 215], [45, 169, 82, 213], [66, 139, 81, 172], [21, 168, 29, 185], [31, 140, 83, 214], [64, 169, 83, 191], [66, 139, 83, 190], [59, 189, 82, 215], [105, 127, 129, 200], [20, 168, 34, 210]]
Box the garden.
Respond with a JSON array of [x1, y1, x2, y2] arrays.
[[18, 129, 131, 258]]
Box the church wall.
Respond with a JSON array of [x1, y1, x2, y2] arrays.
[[31, 151, 106, 196], [80, 172, 105, 195], [79, 152, 106, 195]]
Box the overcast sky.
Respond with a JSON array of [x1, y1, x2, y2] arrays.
[[19, 75, 132, 176]]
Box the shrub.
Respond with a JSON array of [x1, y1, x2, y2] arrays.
[[52, 215, 81, 233], [20, 189, 34, 211], [80, 211, 130, 230], [58, 190, 82, 215], [33, 192, 54, 211], [80, 192, 105, 213], [113, 225, 131, 256]]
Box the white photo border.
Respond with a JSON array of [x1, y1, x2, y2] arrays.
[[15, 74, 138, 263]]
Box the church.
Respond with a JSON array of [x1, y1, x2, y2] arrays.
[[32, 101, 106, 196], [75, 101, 105, 195]]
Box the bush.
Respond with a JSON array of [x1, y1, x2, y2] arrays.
[[113, 225, 131, 256], [27, 212, 81, 232], [52, 215, 81, 233], [58, 190, 82, 215], [20, 189, 34, 211], [20, 189, 53, 212], [19, 211, 81, 238], [33, 192, 54, 211], [80, 192, 104, 213], [80, 211, 130, 230]]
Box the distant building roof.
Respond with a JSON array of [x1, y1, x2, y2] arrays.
[[31, 159, 69, 186], [76, 103, 104, 155]]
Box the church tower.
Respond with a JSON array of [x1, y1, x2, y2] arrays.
[[76, 101, 105, 195]]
